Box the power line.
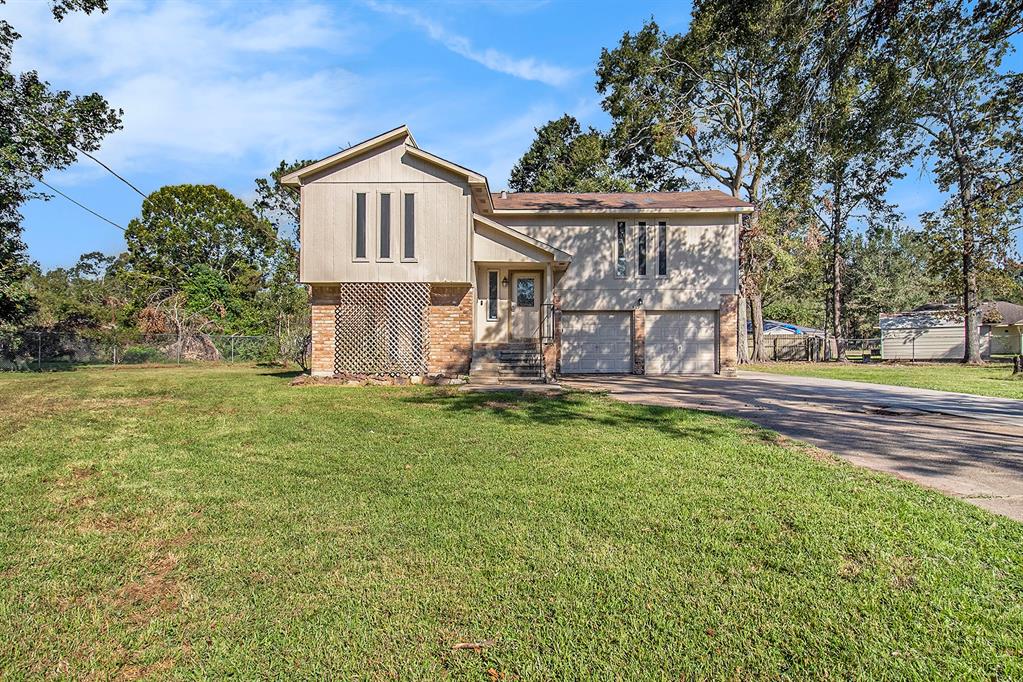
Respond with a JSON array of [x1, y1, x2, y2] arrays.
[[73, 146, 147, 198], [34, 177, 126, 232], [2, 94, 148, 198], [2, 143, 128, 232]]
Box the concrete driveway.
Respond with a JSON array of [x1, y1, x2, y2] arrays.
[[563, 371, 1023, 521]]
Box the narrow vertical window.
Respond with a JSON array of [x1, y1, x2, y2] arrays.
[[487, 270, 498, 321], [379, 193, 391, 259], [615, 221, 627, 278], [637, 221, 647, 276], [354, 192, 367, 260], [403, 193, 416, 260], [657, 221, 667, 276]]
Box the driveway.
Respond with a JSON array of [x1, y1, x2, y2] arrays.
[[563, 371, 1023, 521]]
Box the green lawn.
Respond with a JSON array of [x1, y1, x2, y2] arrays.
[[1, 365, 1022, 678], [746, 361, 1023, 399]]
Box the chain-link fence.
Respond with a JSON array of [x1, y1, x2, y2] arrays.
[[0, 330, 308, 370]]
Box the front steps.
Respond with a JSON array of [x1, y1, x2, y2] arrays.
[[469, 342, 544, 384]]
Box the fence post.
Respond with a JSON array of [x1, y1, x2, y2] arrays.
[[231, 336, 235, 363], [177, 336, 182, 364], [37, 332, 41, 370]]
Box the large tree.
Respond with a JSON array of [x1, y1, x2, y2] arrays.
[[0, 0, 121, 328], [899, 0, 1023, 363], [125, 184, 276, 291], [596, 1, 805, 362], [508, 115, 631, 193], [783, 0, 916, 360]]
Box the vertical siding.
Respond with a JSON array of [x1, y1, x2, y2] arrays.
[[300, 139, 472, 283]]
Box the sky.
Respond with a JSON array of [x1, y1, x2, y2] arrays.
[[4, 0, 1020, 270]]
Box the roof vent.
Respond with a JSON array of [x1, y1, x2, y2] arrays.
[[500, 190, 508, 199]]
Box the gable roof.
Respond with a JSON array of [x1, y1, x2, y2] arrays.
[[280, 125, 494, 212], [491, 190, 754, 213], [473, 213, 571, 262], [280, 125, 415, 187]]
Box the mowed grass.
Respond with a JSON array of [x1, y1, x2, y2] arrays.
[[1, 366, 1022, 679], [747, 361, 1023, 399]]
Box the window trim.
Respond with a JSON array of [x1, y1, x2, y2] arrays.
[[636, 221, 648, 277], [614, 221, 627, 279], [401, 192, 417, 262], [656, 221, 668, 277], [377, 191, 392, 262], [353, 191, 368, 262], [486, 270, 499, 321]]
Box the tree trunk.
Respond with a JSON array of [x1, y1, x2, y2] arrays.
[[830, 177, 848, 362], [737, 291, 750, 364], [962, 223, 983, 364], [750, 294, 766, 362]]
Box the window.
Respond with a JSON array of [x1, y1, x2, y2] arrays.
[[516, 277, 535, 307], [637, 221, 647, 276], [379, 193, 391, 259], [354, 192, 367, 260], [657, 221, 667, 276], [615, 221, 627, 278], [403, 193, 416, 260], [487, 271, 498, 321]]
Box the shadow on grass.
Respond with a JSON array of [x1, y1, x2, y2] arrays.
[[401, 389, 744, 446], [259, 369, 305, 380]]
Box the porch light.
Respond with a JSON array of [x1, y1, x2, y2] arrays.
[[502, 276, 509, 287]]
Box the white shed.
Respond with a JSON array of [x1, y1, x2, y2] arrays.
[[880, 302, 1023, 360]]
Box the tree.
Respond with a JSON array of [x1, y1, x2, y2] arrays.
[[508, 115, 632, 193], [843, 225, 937, 338], [253, 160, 315, 355], [596, 2, 806, 362], [124, 184, 277, 294], [0, 0, 121, 327], [783, 0, 916, 360], [900, 0, 1023, 363]]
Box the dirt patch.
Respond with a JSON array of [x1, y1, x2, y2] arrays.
[[115, 657, 174, 681], [115, 552, 182, 624]]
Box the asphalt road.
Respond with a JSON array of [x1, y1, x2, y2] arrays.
[[563, 371, 1023, 521]]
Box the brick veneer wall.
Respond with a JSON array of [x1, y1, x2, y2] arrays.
[[718, 293, 738, 377], [631, 306, 646, 375], [427, 284, 473, 377], [310, 285, 340, 376]]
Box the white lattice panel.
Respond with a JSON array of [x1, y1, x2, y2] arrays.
[[335, 283, 430, 375]]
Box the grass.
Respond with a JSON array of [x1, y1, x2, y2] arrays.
[[746, 360, 1023, 400], [1, 365, 1022, 678]]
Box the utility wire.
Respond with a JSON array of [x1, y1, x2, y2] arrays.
[[1, 148, 126, 231], [34, 177, 126, 231], [2, 94, 148, 198]]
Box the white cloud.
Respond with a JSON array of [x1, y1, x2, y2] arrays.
[[365, 0, 576, 87], [5, 0, 369, 181]]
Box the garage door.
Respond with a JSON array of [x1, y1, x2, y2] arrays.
[[561, 312, 632, 373], [645, 311, 717, 374]]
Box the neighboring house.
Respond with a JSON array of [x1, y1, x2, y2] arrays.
[[880, 301, 1023, 360], [283, 126, 752, 381]]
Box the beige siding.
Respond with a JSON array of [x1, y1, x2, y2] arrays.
[[990, 325, 1023, 355], [300, 138, 472, 283], [882, 326, 992, 360], [500, 214, 739, 311]]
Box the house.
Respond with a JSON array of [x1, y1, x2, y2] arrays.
[[879, 301, 1023, 360], [282, 126, 752, 382]]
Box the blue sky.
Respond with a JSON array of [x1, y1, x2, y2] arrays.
[[5, 0, 1019, 270]]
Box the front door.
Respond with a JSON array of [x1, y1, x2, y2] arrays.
[[510, 272, 540, 341]]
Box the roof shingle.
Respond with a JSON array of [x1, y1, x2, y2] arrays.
[[491, 190, 753, 211]]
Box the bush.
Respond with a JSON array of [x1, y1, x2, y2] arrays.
[[121, 345, 164, 364]]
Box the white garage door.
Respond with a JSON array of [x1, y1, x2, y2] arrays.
[[645, 311, 717, 374], [561, 312, 632, 373]]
